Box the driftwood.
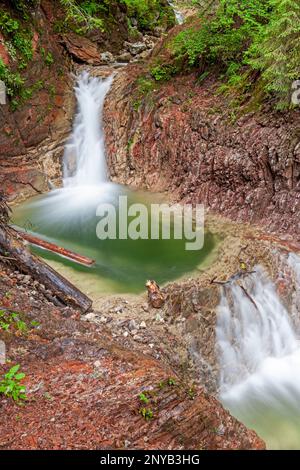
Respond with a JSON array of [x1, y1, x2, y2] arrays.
[[145, 280, 165, 309], [210, 269, 256, 286], [0, 225, 92, 313], [16, 229, 95, 267], [211, 269, 258, 310]]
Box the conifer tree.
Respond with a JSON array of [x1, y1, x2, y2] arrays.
[[249, 0, 300, 108]]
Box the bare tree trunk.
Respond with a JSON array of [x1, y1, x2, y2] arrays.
[[0, 226, 92, 313]]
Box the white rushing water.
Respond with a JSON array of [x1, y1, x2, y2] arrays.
[[168, 1, 184, 25], [63, 72, 113, 187], [217, 264, 300, 449], [13, 71, 121, 236]]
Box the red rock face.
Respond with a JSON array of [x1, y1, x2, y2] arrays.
[[104, 68, 300, 239], [0, 262, 265, 450], [0, 2, 75, 201]]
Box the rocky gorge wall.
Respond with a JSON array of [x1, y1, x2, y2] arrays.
[[0, 0, 174, 201], [0, 0, 74, 200], [104, 63, 300, 239]]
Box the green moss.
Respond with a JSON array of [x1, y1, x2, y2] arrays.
[[150, 63, 178, 81], [120, 0, 174, 32]]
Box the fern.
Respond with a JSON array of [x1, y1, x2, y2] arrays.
[[248, 0, 300, 108]]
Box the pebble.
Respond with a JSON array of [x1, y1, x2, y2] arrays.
[[123, 331, 129, 338], [130, 329, 138, 336], [85, 312, 96, 321], [94, 360, 101, 368], [128, 319, 138, 331], [149, 343, 154, 349], [133, 334, 142, 342], [140, 321, 146, 329]]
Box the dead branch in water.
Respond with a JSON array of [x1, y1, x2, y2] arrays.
[[210, 269, 256, 286], [16, 229, 95, 267], [211, 268, 259, 310]]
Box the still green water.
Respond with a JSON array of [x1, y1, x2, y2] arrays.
[[12, 184, 216, 294]]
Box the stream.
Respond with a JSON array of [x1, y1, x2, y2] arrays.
[[217, 261, 300, 449], [12, 67, 300, 449], [12, 72, 216, 295]]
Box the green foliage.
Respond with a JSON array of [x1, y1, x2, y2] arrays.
[[248, 0, 300, 109], [0, 365, 27, 402], [167, 377, 176, 386], [41, 48, 54, 67], [120, 0, 173, 31], [0, 11, 20, 34], [151, 63, 177, 81], [0, 8, 34, 88], [170, 0, 300, 108], [0, 309, 28, 333], [139, 392, 150, 404], [13, 33, 33, 62], [172, 0, 271, 67], [0, 58, 24, 98], [10, 0, 39, 19], [139, 407, 154, 420], [59, 0, 105, 33], [132, 76, 156, 110]]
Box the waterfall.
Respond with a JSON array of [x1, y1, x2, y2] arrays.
[[63, 72, 113, 188], [216, 264, 300, 448], [168, 1, 184, 25]]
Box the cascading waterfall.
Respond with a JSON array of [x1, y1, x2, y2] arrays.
[[64, 72, 113, 187], [12, 70, 214, 294], [168, 1, 184, 25], [217, 264, 300, 449], [14, 72, 118, 233]]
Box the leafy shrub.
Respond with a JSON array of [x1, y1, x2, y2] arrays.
[[0, 11, 20, 34], [172, 0, 271, 68], [0, 58, 24, 97], [120, 0, 173, 31], [59, 0, 105, 33], [151, 64, 177, 81], [0, 364, 27, 402], [170, 0, 300, 108], [248, 0, 300, 108]]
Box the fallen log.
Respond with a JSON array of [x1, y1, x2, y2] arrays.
[[15, 229, 95, 267], [0, 226, 92, 313]]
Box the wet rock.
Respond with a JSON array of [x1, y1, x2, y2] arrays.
[[62, 33, 101, 65], [128, 319, 138, 331], [124, 41, 147, 56], [116, 51, 132, 63], [145, 280, 165, 309], [85, 312, 97, 322], [100, 51, 115, 64]]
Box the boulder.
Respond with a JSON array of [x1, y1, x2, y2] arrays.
[[124, 41, 147, 56], [100, 51, 115, 64], [62, 33, 101, 65]]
